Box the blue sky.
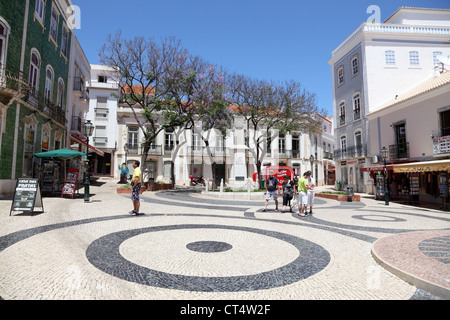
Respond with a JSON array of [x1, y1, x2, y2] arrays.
[[72, 0, 450, 116]]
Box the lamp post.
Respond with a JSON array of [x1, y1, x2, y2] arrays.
[[381, 146, 389, 206], [83, 120, 94, 203]]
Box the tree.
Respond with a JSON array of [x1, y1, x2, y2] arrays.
[[227, 73, 321, 185], [99, 31, 192, 172]]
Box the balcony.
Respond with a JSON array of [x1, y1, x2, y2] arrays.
[[0, 63, 30, 102], [25, 88, 66, 125], [389, 142, 409, 160], [354, 110, 360, 120], [334, 144, 367, 161], [73, 77, 89, 103], [93, 136, 108, 146], [339, 115, 345, 126], [323, 151, 334, 160], [433, 135, 450, 155], [277, 149, 302, 159]]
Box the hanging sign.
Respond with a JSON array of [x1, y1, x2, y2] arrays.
[[10, 178, 44, 216]]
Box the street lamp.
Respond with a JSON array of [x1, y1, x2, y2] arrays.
[[381, 146, 389, 206], [83, 120, 94, 203]]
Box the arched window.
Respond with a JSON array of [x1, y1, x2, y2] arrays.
[[29, 50, 41, 91], [352, 93, 361, 120], [44, 66, 54, 102], [56, 78, 64, 108], [0, 20, 10, 68]]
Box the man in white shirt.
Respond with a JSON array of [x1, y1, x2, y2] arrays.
[[306, 171, 315, 214]]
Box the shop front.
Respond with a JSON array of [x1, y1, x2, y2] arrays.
[[393, 160, 450, 207], [361, 160, 450, 207]]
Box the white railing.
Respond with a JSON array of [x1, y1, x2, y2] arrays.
[[332, 22, 450, 57]]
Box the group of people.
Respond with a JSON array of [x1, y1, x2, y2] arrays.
[[263, 170, 315, 217]]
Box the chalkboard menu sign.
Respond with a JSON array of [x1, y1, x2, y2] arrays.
[[10, 179, 44, 216]]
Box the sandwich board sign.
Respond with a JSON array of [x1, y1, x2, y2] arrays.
[[10, 178, 44, 216]]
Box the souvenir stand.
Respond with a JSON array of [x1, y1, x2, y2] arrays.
[[33, 148, 86, 198]]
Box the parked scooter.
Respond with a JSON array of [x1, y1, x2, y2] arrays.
[[189, 175, 206, 186]]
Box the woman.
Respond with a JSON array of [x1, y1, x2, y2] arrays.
[[281, 175, 296, 213]]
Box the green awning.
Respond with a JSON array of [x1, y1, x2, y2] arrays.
[[33, 148, 86, 158]]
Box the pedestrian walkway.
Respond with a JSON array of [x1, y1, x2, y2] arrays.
[[0, 177, 448, 300]]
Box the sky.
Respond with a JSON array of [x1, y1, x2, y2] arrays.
[[72, 0, 450, 116]]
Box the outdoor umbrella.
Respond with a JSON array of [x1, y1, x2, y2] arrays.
[[33, 148, 86, 158]]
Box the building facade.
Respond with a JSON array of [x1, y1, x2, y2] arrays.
[[86, 64, 120, 176], [0, 0, 76, 196], [115, 98, 330, 188], [367, 69, 450, 205], [329, 7, 450, 193]]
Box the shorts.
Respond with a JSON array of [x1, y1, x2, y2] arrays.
[[265, 190, 278, 201], [131, 183, 141, 201], [298, 191, 308, 205], [282, 194, 293, 206], [307, 190, 315, 206]]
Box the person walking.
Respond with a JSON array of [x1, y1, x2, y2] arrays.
[[263, 170, 280, 212], [118, 163, 129, 184], [297, 172, 308, 217], [306, 171, 316, 214], [129, 160, 142, 215], [281, 175, 296, 213]]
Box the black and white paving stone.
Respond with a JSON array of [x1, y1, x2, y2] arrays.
[[0, 180, 448, 300]]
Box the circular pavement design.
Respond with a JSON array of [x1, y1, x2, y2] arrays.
[[86, 224, 331, 292]]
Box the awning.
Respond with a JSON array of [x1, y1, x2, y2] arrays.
[[70, 134, 104, 157], [360, 165, 393, 172], [393, 159, 450, 173], [34, 148, 86, 158]]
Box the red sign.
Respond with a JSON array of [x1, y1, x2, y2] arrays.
[[263, 166, 294, 185]]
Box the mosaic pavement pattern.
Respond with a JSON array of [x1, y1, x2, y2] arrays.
[[0, 181, 449, 300]]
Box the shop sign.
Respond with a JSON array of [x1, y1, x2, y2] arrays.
[[10, 179, 44, 216]]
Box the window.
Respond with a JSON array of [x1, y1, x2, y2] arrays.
[[385, 50, 395, 65], [35, 0, 45, 23], [98, 75, 107, 83], [95, 125, 107, 146], [340, 136, 347, 152], [278, 134, 285, 153], [433, 51, 443, 66], [61, 26, 69, 57], [95, 97, 108, 118], [29, 51, 40, 90], [56, 79, 64, 108], [440, 110, 450, 137], [49, 6, 59, 42], [339, 101, 345, 125], [128, 126, 139, 148], [355, 131, 362, 157], [353, 93, 361, 120], [44, 66, 54, 102], [409, 51, 419, 66], [0, 21, 9, 69], [337, 67, 344, 85], [351, 56, 359, 75], [192, 133, 201, 151], [165, 129, 174, 153]]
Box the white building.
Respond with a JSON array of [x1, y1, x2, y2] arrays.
[[328, 7, 450, 193], [66, 34, 90, 153], [367, 69, 450, 204], [115, 97, 329, 188], [86, 64, 120, 176]]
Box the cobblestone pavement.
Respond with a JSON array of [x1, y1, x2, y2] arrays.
[[0, 177, 448, 300]]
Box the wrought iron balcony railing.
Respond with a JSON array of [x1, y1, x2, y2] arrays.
[[0, 63, 30, 95], [25, 88, 66, 125], [334, 144, 367, 161], [389, 142, 409, 160]]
